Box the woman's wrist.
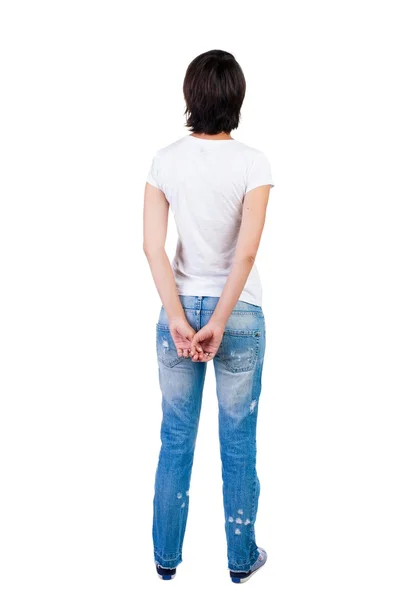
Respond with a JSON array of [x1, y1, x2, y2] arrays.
[[168, 314, 188, 327], [208, 316, 226, 330]]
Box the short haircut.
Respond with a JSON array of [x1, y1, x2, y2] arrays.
[[183, 49, 246, 135]]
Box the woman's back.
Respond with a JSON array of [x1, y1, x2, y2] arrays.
[[146, 134, 275, 306]]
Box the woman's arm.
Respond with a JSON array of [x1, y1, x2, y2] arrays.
[[143, 182, 205, 359], [143, 182, 185, 323]]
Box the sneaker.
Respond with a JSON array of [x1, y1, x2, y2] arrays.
[[156, 563, 177, 580], [229, 547, 267, 583]]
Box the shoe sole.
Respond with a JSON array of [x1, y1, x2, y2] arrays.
[[157, 573, 176, 580], [231, 569, 259, 583]]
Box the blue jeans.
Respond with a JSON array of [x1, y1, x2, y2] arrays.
[[152, 295, 266, 572]]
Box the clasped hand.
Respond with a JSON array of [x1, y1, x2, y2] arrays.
[[169, 317, 224, 363]]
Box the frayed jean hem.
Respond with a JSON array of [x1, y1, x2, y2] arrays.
[[228, 546, 260, 572], [154, 550, 182, 569]]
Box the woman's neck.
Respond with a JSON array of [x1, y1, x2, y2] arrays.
[[190, 132, 233, 141]]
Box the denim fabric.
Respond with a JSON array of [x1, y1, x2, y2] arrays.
[[152, 295, 266, 572]]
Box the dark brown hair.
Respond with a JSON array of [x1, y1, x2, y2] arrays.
[[183, 50, 246, 135]]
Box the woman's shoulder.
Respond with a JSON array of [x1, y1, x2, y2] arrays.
[[153, 135, 191, 157], [233, 139, 271, 158]]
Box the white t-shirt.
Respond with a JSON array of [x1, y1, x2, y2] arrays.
[[146, 134, 275, 307]]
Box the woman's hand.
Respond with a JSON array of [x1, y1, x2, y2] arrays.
[[169, 318, 198, 359], [189, 321, 225, 363]]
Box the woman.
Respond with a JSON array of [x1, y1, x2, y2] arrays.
[[143, 49, 275, 583]]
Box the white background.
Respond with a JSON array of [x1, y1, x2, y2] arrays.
[[1, 1, 404, 598]]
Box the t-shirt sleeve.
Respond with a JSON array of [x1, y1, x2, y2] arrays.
[[146, 155, 162, 190], [245, 151, 275, 194]]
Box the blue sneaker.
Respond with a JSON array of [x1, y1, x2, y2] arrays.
[[229, 547, 267, 583], [155, 563, 177, 580]]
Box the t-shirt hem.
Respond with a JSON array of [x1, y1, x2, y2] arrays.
[[245, 181, 275, 194], [175, 286, 262, 308]]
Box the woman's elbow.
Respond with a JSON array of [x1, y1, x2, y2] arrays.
[[143, 243, 165, 259]]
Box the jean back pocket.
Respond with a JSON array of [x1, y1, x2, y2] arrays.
[[215, 328, 261, 373]]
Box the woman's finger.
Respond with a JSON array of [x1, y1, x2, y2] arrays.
[[193, 349, 204, 361]]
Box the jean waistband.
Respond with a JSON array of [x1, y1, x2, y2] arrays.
[[178, 295, 262, 313]]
